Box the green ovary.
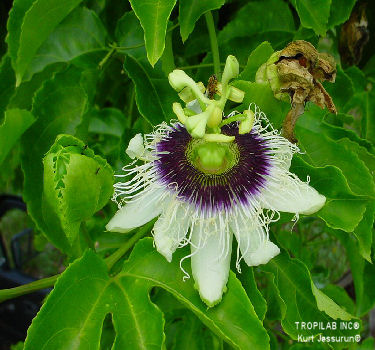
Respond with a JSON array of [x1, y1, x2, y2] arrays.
[[187, 140, 239, 175]]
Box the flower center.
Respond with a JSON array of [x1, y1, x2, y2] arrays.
[[186, 140, 239, 175]]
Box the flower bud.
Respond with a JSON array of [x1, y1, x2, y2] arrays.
[[222, 55, 239, 85]]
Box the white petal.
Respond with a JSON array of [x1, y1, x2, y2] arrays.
[[191, 220, 232, 306], [153, 201, 191, 262], [259, 171, 326, 215], [230, 214, 280, 266], [106, 187, 166, 233], [126, 133, 145, 159]]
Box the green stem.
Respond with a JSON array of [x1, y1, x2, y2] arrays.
[[0, 222, 154, 303], [113, 43, 145, 51], [177, 63, 244, 70], [128, 85, 135, 126], [0, 274, 59, 303], [105, 220, 154, 270], [98, 46, 116, 68], [167, 23, 179, 33], [205, 11, 221, 79]]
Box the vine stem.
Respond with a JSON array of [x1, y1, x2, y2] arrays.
[[0, 275, 59, 303], [0, 222, 154, 303], [105, 220, 154, 270], [98, 46, 116, 68], [205, 11, 221, 78]]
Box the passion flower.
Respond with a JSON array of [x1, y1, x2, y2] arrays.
[[106, 57, 326, 306]]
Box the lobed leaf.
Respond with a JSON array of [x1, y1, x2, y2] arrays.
[[25, 239, 270, 350], [24, 249, 165, 350], [120, 238, 270, 350]]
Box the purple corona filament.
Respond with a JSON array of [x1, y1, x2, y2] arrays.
[[155, 124, 271, 213]]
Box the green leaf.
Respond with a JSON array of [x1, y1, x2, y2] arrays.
[[293, 0, 332, 36], [263, 252, 358, 341], [232, 81, 290, 128], [353, 201, 375, 263], [6, 0, 35, 68], [88, 108, 126, 138], [43, 135, 113, 244], [324, 66, 354, 113], [21, 67, 88, 253], [291, 156, 367, 232], [25, 239, 269, 350], [296, 105, 375, 198], [129, 0, 177, 66], [0, 109, 35, 166], [14, 0, 84, 84], [179, 0, 224, 42], [237, 264, 267, 321], [115, 11, 146, 59], [322, 285, 355, 315], [219, 0, 295, 44], [331, 230, 375, 317], [358, 338, 375, 350], [167, 312, 220, 350], [0, 56, 16, 120], [238, 42, 274, 82], [123, 55, 178, 125], [328, 0, 357, 28], [262, 272, 286, 321], [121, 238, 269, 350], [8, 64, 61, 110], [23, 7, 107, 81], [24, 249, 165, 350]]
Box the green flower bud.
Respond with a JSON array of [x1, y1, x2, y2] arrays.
[[222, 55, 239, 85]]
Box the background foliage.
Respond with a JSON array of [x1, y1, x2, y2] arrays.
[[0, 0, 375, 349]]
